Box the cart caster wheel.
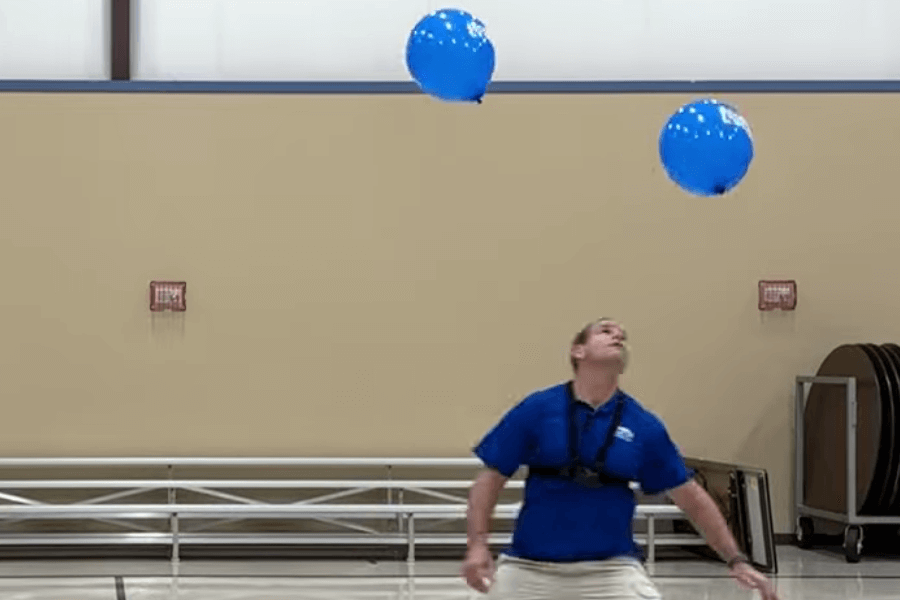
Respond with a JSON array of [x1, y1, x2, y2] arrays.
[[796, 517, 814, 549], [843, 525, 863, 563]]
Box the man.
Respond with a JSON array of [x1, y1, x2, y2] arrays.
[[462, 318, 779, 600]]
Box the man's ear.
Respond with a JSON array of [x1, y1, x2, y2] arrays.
[[571, 344, 585, 364]]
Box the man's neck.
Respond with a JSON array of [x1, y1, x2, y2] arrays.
[[572, 370, 619, 408]]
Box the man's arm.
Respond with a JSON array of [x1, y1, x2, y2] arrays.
[[668, 478, 781, 600], [667, 479, 745, 564], [462, 468, 508, 593], [466, 468, 508, 548]]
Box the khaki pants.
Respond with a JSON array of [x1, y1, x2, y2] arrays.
[[484, 554, 663, 600]]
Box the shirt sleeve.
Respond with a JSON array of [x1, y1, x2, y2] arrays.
[[472, 399, 534, 478], [637, 419, 694, 495]]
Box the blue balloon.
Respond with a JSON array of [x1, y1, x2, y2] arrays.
[[658, 98, 754, 196], [406, 9, 496, 103]]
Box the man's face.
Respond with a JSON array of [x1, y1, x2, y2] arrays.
[[573, 320, 628, 369]]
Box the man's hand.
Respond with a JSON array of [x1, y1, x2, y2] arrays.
[[730, 561, 779, 600], [461, 543, 495, 593]]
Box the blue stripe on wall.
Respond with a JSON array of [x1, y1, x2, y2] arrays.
[[1, 79, 900, 94]]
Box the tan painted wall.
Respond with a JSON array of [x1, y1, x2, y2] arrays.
[[1, 92, 898, 533]]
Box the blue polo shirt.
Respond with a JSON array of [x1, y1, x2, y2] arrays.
[[473, 381, 693, 563]]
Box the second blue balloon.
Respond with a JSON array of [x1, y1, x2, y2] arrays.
[[658, 99, 754, 197], [406, 8, 496, 103]]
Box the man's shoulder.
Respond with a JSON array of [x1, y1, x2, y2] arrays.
[[620, 391, 668, 432], [522, 380, 570, 403], [511, 381, 569, 414]]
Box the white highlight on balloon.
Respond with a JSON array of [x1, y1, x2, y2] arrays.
[[718, 105, 753, 140]]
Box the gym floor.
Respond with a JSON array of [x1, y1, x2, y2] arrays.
[[0, 545, 895, 599]]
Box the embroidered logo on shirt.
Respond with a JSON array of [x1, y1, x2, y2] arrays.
[[614, 426, 634, 442]]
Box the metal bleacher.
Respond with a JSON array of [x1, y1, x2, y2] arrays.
[[0, 457, 704, 571]]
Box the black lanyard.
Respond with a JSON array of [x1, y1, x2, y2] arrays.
[[561, 383, 629, 487]]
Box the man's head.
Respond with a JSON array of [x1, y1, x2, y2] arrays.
[[569, 318, 628, 373]]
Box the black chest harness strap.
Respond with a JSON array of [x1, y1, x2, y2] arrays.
[[528, 383, 633, 489]]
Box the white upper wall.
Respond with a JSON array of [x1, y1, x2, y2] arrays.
[[1, 0, 899, 82], [0, 0, 108, 79], [132, 0, 900, 81]]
